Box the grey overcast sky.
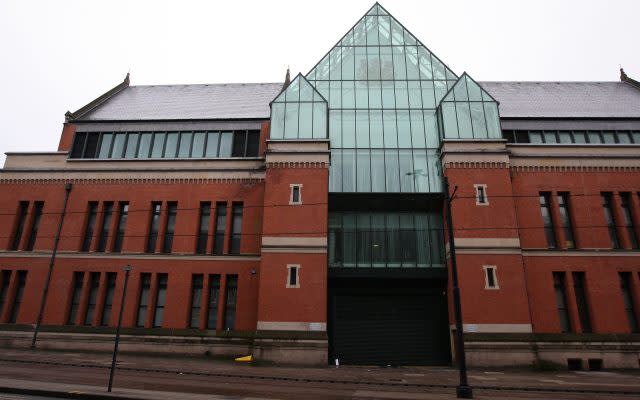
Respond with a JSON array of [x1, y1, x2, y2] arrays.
[[1, 0, 639, 165]]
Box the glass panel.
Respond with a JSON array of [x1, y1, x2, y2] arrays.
[[270, 103, 285, 139], [355, 81, 368, 108], [329, 110, 342, 147], [219, 132, 233, 157], [312, 103, 327, 139], [342, 110, 356, 147], [399, 149, 414, 192], [329, 150, 342, 192], [543, 132, 557, 143], [455, 103, 473, 138], [410, 110, 426, 148], [178, 132, 193, 158], [342, 150, 356, 192], [572, 131, 587, 143], [453, 76, 469, 101], [395, 81, 409, 109], [111, 133, 126, 158], [529, 131, 543, 143], [356, 149, 371, 192], [466, 76, 483, 101], [137, 133, 152, 158], [397, 110, 411, 147], [378, 16, 391, 45], [299, 103, 313, 138], [164, 132, 179, 158], [617, 131, 631, 144], [98, 133, 113, 158], [205, 132, 220, 157], [558, 131, 572, 144], [483, 102, 501, 138], [383, 110, 397, 147], [355, 110, 369, 147], [379, 47, 392, 79], [441, 103, 458, 138], [470, 103, 487, 138], [408, 81, 422, 109], [355, 47, 368, 80], [424, 111, 439, 148], [392, 45, 406, 80], [412, 150, 429, 192], [341, 46, 355, 80], [369, 110, 384, 148], [192, 132, 205, 157], [342, 81, 355, 108], [371, 149, 386, 192], [384, 149, 400, 192], [587, 131, 602, 143], [284, 103, 299, 139], [602, 131, 616, 143], [124, 133, 139, 158], [151, 133, 165, 158]]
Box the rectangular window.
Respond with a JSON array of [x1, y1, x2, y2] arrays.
[[67, 272, 84, 325], [229, 203, 243, 254], [213, 203, 227, 255], [286, 265, 300, 288], [553, 272, 571, 333], [620, 193, 638, 249], [112, 203, 129, 252], [8, 271, 27, 323], [619, 272, 638, 333], [539, 193, 557, 249], [290, 184, 302, 205], [475, 184, 488, 205], [0, 271, 12, 319], [483, 266, 498, 289], [572, 272, 592, 333], [223, 275, 238, 330], [97, 202, 114, 252], [84, 272, 101, 326], [25, 202, 44, 251], [146, 202, 162, 253], [162, 202, 177, 253], [557, 193, 576, 249], [153, 273, 168, 328], [100, 272, 117, 326], [189, 274, 203, 328], [10, 201, 29, 250], [232, 131, 247, 157], [136, 273, 151, 327], [601, 193, 620, 249], [196, 202, 211, 254], [71, 132, 87, 158], [81, 202, 98, 252], [206, 275, 220, 329]]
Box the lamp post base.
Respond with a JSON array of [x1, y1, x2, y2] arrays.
[[456, 385, 473, 398]]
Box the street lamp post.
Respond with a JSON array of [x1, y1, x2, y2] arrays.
[[108, 265, 132, 393]]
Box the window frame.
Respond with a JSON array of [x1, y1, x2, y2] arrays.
[[482, 265, 499, 290], [286, 264, 301, 288], [289, 184, 303, 205], [474, 184, 488, 206]]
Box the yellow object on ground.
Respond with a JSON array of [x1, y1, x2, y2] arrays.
[[235, 355, 253, 362]]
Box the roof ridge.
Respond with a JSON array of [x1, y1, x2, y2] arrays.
[[129, 82, 282, 88], [479, 81, 622, 84]]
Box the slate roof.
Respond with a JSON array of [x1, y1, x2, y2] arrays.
[[479, 81, 640, 119], [74, 80, 640, 121], [79, 83, 284, 121]]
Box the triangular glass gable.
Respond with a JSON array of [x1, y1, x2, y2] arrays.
[[304, 3, 459, 193], [437, 73, 501, 140], [270, 74, 328, 140]]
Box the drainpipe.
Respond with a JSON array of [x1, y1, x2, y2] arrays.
[[31, 182, 73, 349]]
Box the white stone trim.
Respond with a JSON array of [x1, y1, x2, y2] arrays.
[[257, 321, 326, 331], [522, 249, 640, 257], [286, 264, 300, 288], [451, 238, 521, 249], [452, 324, 533, 333], [483, 265, 499, 290], [289, 184, 303, 205], [261, 237, 327, 248], [0, 251, 261, 261], [261, 248, 327, 254], [474, 184, 489, 206]]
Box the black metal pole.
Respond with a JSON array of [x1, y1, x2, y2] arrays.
[[31, 182, 72, 349], [108, 265, 132, 393], [443, 176, 473, 399]]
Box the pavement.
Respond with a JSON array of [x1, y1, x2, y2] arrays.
[[0, 348, 639, 399]]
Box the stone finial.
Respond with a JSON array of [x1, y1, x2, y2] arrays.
[[620, 67, 627, 81], [283, 67, 291, 90]]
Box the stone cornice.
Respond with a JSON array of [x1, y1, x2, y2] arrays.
[[0, 177, 264, 185]]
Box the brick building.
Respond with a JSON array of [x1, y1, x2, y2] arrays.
[[1, 3, 639, 369]]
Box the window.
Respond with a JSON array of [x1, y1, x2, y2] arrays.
[[189, 274, 203, 328], [10, 201, 29, 250], [557, 193, 576, 249], [153, 273, 168, 328], [84, 272, 100, 326], [223, 275, 238, 330], [8, 271, 27, 323], [539, 193, 557, 249], [553, 272, 571, 333], [196, 202, 211, 254], [136, 273, 151, 327], [290, 184, 303, 205], [287, 265, 300, 288], [483, 265, 498, 289], [100, 272, 117, 326], [213, 203, 227, 255], [112, 202, 129, 252], [572, 272, 592, 333], [207, 275, 221, 329], [25, 201, 44, 251], [619, 272, 638, 333], [97, 202, 114, 252], [0, 271, 12, 319], [163, 203, 177, 253], [620, 193, 638, 249], [81, 202, 98, 252], [67, 272, 84, 325], [502, 129, 639, 145], [474, 184, 488, 206], [229, 203, 243, 254], [601, 193, 620, 249], [146, 202, 162, 253]]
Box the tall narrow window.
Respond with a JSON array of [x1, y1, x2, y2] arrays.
[[229, 203, 243, 254], [287, 265, 300, 288], [206, 275, 221, 329], [539, 193, 557, 249], [10, 202, 29, 250], [189, 274, 203, 328], [112, 202, 129, 252], [620, 193, 638, 249], [553, 272, 571, 333], [162, 203, 177, 253], [25, 202, 44, 251], [146, 202, 162, 253], [290, 184, 302, 205], [153, 273, 168, 328], [0, 271, 12, 318], [475, 184, 488, 205], [619, 272, 638, 333], [213, 202, 227, 255], [196, 202, 211, 254], [557, 193, 576, 249], [81, 202, 98, 252], [9, 271, 27, 323], [572, 272, 592, 333], [483, 265, 499, 289], [97, 202, 114, 252], [223, 275, 238, 330], [100, 272, 117, 326], [67, 272, 84, 325], [136, 273, 151, 327], [84, 272, 101, 326], [601, 193, 620, 249]]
